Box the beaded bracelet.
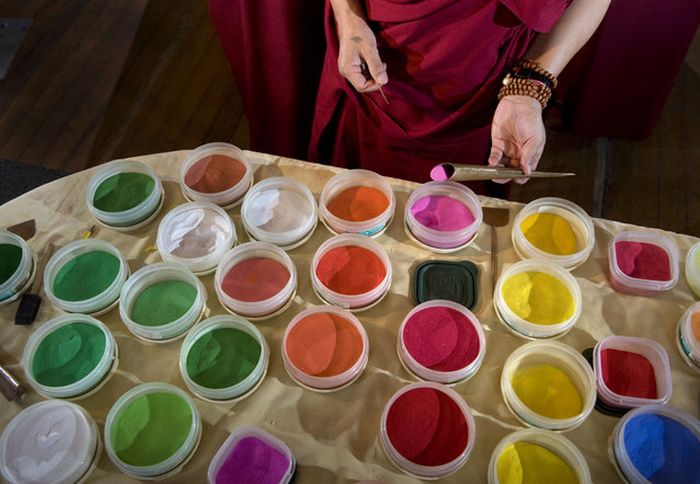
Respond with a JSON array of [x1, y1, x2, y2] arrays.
[[498, 59, 559, 108]]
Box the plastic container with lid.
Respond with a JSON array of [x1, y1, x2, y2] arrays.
[[214, 242, 297, 320], [0, 400, 101, 484], [207, 426, 295, 484], [677, 301, 700, 373], [413, 260, 479, 310], [180, 142, 253, 208], [685, 241, 700, 298], [397, 300, 486, 384], [487, 429, 592, 484], [156, 201, 236, 275], [593, 335, 672, 410], [22, 314, 118, 400], [608, 231, 679, 296], [319, 169, 395, 237], [86, 159, 164, 230], [404, 181, 483, 253], [609, 404, 700, 483], [0, 228, 36, 306], [179, 315, 269, 402], [512, 197, 595, 270], [104, 382, 202, 479], [501, 341, 596, 432], [282, 306, 369, 392], [241, 177, 317, 250], [310, 233, 392, 311], [494, 259, 582, 339], [380, 381, 476, 479], [119, 262, 207, 342], [43, 239, 129, 314]]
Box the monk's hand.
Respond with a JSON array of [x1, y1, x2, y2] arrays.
[[488, 96, 546, 184], [335, 14, 388, 93]]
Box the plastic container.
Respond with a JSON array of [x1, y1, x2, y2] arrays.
[[608, 231, 679, 296], [119, 262, 207, 342], [379, 382, 476, 479], [501, 341, 596, 431], [397, 300, 486, 384], [413, 260, 479, 310], [22, 314, 117, 399], [44, 239, 129, 314], [282, 306, 369, 391], [404, 181, 483, 253], [0, 400, 101, 484], [487, 429, 592, 484], [86, 159, 163, 230], [310, 233, 392, 311], [0, 229, 35, 305], [593, 335, 672, 409], [609, 404, 700, 484], [179, 142, 253, 208], [319, 169, 395, 237], [214, 242, 297, 320], [156, 201, 236, 275], [207, 426, 295, 484], [104, 382, 202, 479], [512, 197, 595, 270], [677, 301, 700, 372], [685, 241, 700, 298], [494, 259, 582, 339], [179, 316, 269, 402], [241, 177, 317, 249]]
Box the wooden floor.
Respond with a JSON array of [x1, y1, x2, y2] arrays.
[[0, 1, 698, 235]]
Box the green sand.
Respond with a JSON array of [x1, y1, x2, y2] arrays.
[[0, 244, 23, 285], [53, 251, 120, 301], [131, 280, 197, 326], [93, 172, 155, 212]]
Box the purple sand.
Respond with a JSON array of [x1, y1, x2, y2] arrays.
[[410, 195, 474, 231], [216, 436, 290, 484]]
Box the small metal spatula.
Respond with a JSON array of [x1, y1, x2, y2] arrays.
[[483, 206, 510, 297]]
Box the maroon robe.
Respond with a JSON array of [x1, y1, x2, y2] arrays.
[[308, 0, 568, 186]]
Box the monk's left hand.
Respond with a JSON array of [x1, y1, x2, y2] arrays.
[[488, 96, 546, 184]]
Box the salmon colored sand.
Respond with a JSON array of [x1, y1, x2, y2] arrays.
[[692, 311, 700, 343], [316, 246, 386, 295], [327, 186, 389, 222], [222, 257, 290, 302], [285, 312, 363, 377], [184, 154, 246, 194]]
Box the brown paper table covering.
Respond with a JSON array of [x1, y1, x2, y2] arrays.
[[0, 150, 698, 484]]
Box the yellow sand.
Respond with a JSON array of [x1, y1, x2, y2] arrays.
[[512, 364, 583, 419], [520, 213, 578, 256], [497, 442, 579, 484], [502, 272, 574, 325]]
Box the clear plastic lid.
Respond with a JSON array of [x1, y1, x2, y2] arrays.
[[0, 229, 35, 305]]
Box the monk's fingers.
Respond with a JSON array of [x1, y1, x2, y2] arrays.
[[361, 47, 388, 85]]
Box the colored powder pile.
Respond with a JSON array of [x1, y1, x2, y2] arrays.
[[386, 387, 468, 466], [691, 311, 700, 343], [222, 257, 290, 302], [246, 187, 313, 234], [614, 241, 671, 281], [411, 195, 474, 231], [131, 280, 197, 326], [316, 246, 386, 295], [327, 186, 389, 222], [403, 306, 479, 372], [162, 208, 231, 259], [512, 364, 583, 419], [429, 165, 450, 181], [286, 312, 363, 377], [216, 436, 290, 484], [186, 328, 261, 389], [497, 442, 578, 484], [520, 213, 578, 256], [623, 413, 700, 482], [32, 322, 106, 387], [93, 172, 155, 212], [53, 251, 120, 301], [111, 392, 193, 467], [0, 243, 22, 284], [601, 348, 657, 399], [184, 154, 246, 193], [502, 272, 574, 325]]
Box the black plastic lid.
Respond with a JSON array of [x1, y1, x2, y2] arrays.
[[413, 260, 479, 310]]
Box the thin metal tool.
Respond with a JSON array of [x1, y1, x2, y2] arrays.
[[431, 163, 575, 182], [360, 60, 389, 104], [0, 363, 25, 401], [482, 207, 510, 297]]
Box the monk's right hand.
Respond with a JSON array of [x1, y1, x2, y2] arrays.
[[335, 13, 388, 93]]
